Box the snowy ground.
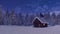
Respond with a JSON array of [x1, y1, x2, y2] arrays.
[[0, 25, 60, 34]]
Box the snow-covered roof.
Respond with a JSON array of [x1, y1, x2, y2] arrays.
[[32, 17, 48, 23]]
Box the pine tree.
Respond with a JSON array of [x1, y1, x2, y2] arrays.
[[24, 13, 29, 26], [29, 15, 34, 25], [9, 10, 17, 25], [44, 12, 50, 22], [50, 12, 56, 26], [56, 13, 60, 25], [4, 8, 10, 25], [40, 12, 44, 18], [17, 12, 23, 26], [0, 5, 4, 25]]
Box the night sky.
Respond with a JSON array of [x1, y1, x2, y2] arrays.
[[0, 0, 60, 13]]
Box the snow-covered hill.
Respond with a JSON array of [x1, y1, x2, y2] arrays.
[[0, 25, 60, 34]]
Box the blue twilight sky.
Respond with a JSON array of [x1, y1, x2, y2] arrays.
[[0, 0, 60, 13]]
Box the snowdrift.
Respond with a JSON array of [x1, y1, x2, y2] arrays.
[[0, 25, 60, 34]]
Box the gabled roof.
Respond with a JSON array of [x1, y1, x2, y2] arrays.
[[32, 17, 48, 23]]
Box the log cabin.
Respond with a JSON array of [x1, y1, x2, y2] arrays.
[[33, 17, 48, 28]]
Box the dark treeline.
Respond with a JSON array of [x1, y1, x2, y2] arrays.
[[0, 8, 60, 26], [0, 8, 46, 26]]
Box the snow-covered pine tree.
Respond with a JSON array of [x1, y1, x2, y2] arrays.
[[9, 10, 17, 25], [4, 8, 10, 25], [0, 5, 4, 25], [50, 12, 57, 26], [17, 12, 23, 26], [56, 13, 60, 25]]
